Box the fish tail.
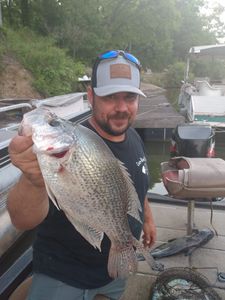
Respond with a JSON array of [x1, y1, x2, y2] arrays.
[[108, 242, 138, 279], [133, 238, 164, 272]]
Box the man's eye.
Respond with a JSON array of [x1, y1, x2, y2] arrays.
[[103, 95, 114, 101], [126, 94, 138, 101], [49, 119, 60, 127], [107, 95, 114, 99]]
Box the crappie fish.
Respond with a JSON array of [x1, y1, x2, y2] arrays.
[[19, 108, 163, 278]]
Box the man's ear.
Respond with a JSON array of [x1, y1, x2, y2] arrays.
[[87, 86, 94, 107]]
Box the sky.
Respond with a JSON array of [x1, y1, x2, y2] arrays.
[[202, 0, 225, 42], [204, 0, 225, 21]]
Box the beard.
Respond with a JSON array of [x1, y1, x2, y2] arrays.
[[94, 112, 132, 136]]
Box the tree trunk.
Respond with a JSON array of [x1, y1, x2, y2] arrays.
[[20, 0, 30, 26], [6, 0, 13, 26]]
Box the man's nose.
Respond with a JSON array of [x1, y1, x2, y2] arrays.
[[114, 98, 128, 111]]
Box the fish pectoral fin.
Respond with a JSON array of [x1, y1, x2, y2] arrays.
[[45, 183, 61, 210]]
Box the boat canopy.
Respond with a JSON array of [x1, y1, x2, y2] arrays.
[[185, 44, 225, 81], [188, 44, 225, 57]]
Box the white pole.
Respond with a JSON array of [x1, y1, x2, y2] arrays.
[[0, 1, 2, 28]]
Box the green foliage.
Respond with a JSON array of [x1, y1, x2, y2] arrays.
[[142, 72, 167, 88], [4, 27, 84, 96], [172, 0, 217, 61], [190, 58, 225, 82], [0, 0, 224, 80], [164, 61, 187, 88], [142, 61, 191, 90], [0, 28, 7, 73]]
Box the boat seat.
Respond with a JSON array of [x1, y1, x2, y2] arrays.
[[195, 80, 222, 96], [8, 276, 110, 300], [161, 157, 225, 235], [212, 84, 225, 96]]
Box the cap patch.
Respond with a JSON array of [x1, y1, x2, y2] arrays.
[[110, 64, 131, 79]]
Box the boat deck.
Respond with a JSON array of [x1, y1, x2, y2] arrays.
[[121, 201, 225, 299]]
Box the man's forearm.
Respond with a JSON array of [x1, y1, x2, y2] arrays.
[[144, 197, 154, 223], [142, 196, 156, 247], [7, 174, 49, 230]]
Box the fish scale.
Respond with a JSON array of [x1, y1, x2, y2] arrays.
[[20, 108, 163, 278]]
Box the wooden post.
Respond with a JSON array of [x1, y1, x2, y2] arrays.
[[187, 200, 195, 235]]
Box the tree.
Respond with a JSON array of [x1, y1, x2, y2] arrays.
[[172, 0, 217, 61], [1, 0, 224, 71], [203, 2, 225, 41], [20, 0, 30, 26]]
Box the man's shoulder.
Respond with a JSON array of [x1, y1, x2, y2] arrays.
[[127, 127, 142, 142]]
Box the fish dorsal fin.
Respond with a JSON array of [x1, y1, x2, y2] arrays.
[[45, 183, 61, 210], [117, 159, 142, 224]]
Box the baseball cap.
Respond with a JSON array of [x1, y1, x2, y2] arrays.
[[91, 51, 146, 97]]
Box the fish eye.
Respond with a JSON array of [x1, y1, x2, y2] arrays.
[[49, 119, 61, 127]]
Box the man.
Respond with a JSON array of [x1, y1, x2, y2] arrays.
[[7, 50, 156, 300]]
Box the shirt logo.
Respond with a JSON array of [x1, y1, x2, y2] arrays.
[[142, 165, 147, 174], [136, 156, 149, 175]]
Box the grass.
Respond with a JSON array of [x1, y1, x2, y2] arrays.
[[1, 27, 85, 96]]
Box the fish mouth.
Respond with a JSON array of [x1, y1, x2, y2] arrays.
[[46, 146, 70, 158], [50, 150, 69, 158]]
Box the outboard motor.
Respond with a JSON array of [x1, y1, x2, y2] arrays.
[[170, 123, 215, 158]]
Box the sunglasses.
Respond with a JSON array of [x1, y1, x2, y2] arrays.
[[98, 50, 141, 70], [91, 50, 141, 88]]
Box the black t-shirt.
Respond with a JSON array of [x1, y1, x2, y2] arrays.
[[32, 120, 150, 289]]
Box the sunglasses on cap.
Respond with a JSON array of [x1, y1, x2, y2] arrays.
[[97, 50, 141, 70]]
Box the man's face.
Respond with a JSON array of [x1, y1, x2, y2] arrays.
[[89, 89, 139, 136]]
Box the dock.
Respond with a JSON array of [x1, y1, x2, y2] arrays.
[[133, 83, 185, 140], [121, 200, 225, 299], [95, 191, 225, 299]]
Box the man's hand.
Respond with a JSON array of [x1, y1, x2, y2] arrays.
[[9, 135, 45, 187], [142, 219, 156, 248], [142, 197, 156, 248], [7, 135, 49, 230]]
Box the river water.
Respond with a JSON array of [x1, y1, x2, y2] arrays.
[[144, 140, 225, 194]]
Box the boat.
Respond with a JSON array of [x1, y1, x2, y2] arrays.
[[178, 44, 225, 130], [0, 93, 91, 299], [1, 90, 225, 299]]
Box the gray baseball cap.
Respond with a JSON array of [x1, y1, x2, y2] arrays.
[[92, 55, 146, 97]]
